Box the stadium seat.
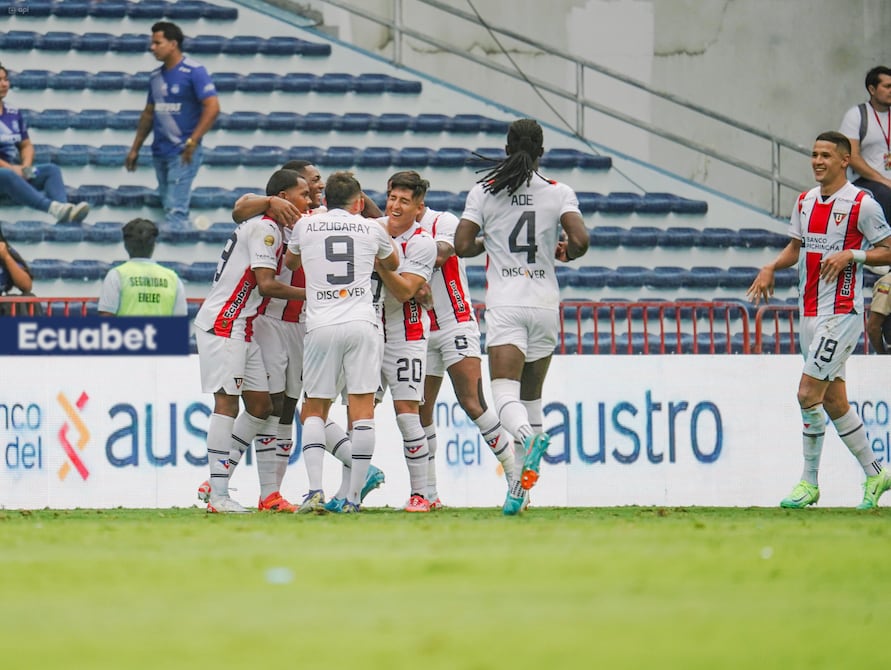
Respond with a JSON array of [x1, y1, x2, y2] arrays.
[[606, 266, 648, 288], [357, 147, 395, 167], [166, 0, 204, 20], [236, 72, 279, 93], [190, 187, 232, 209], [638, 192, 677, 214], [74, 33, 115, 53], [285, 145, 323, 164], [588, 226, 622, 248], [774, 268, 798, 288], [424, 191, 454, 211], [262, 112, 302, 131], [375, 113, 412, 132], [298, 40, 331, 57], [621, 226, 660, 247], [71, 184, 112, 206], [29, 258, 66, 280], [242, 146, 284, 167], [88, 72, 126, 90], [109, 109, 143, 130], [10, 69, 50, 90], [394, 147, 433, 167], [204, 146, 245, 167], [45, 222, 85, 243], [105, 185, 152, 208], [160, 227, 202, 244], [84, 221, 122, 243], [430, 148, 471, 167], [386, 77, 422, 94], [319, 146, 360, 167], [560, 298, 596, 320], [53, 0, 91, 18], [56, 144, 92, 166], [656, 226, 698, 248], [446, 114, 491, 134], [569, 266, 610, 288], [200, 222, 236, 244], [555, 331, 580, 355], [32, 144, 57, 163], [278, 72, 316, 93], [473, 146, 507, 162], [683, 266, 723, 289], [184, 35, 225, 54], [540, 148, 589, 169], [315, 73, 354, 94], [696, 228, 737, 248], [0, 31, 38, 50], [353, 73, 389, 94], [89, 0, 128, 18], [4, 220, 46, 243], [724, 266, 759, 288], [111, 33, 149, 53], [183, 262, 219, 283], [201, 3, 239, 20], [337, 113, 375, 132], [738, 228, 788, 248], [71, 109, 112, 130], [157, 261, 191, 279], [29, 109, 72, 130], [601, 192, 642, 213], [62, 260, 111, 281], [219, 111, 264, 131], [577, 192, 604, 213], [411, 114, 450, 133], [645, 266, 687, 290], [672, 197, 709, 214], [555, 266, 575, 287], [222, 36, 262, 55], [51, 70, 89, 90], [465, 266, 486, 289], [302, 112, 337, 132], [259, 36, 303, 56], [35, 31, 76, 51]]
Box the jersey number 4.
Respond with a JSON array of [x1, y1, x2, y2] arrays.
[[509, 211, 537, 263]]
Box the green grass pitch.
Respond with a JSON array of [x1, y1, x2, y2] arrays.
[[1, 506, 888, 669]]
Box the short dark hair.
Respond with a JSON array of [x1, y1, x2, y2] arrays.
[[0, 63, 7, 78], [265, 169, 302, 196], [151, 21, 184, 49], [281, 160, 314, 174], [865, 66, 891, 91], [324, 171, 362, 210], [122, 218, 159, 258], [815, 131, 852, 155], [387, 170, 429, 201]]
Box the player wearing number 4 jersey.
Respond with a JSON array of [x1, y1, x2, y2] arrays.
[[286, 171, 398, 513], [748, 131, 891, 510], [454, 119, 589, 515]]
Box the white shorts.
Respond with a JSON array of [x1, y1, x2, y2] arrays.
[[426, 320, 482, 377], [252, 315, 305, 397], [195, 327, 269, 395], [799, 313, 862, 381], [484, 306, 559, 362], [381, 339, 427, 402], [303, 321, 382, 399]]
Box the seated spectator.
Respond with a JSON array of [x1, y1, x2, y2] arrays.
[[0, 63, 89, 223], [0, 223, 39, 316], [98, 218, 187, 316]]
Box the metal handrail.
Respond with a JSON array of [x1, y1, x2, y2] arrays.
[[305, 0, 811, 216]]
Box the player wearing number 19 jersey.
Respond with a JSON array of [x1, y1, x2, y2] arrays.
[[455, 119, 589, 515]]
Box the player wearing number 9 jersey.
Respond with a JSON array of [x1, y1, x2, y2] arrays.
[[455, 118, 589, 515], [285, 171, 398, 511]]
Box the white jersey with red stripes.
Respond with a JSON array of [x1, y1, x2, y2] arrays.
[[381, 220, 436, 343], [257, 224, 305, 323], [791, 182, 890, 316], [193, 215, 282, 340], [288, 208, 394, 333], [418, 207, 476, 330], [461, 175, 581, 311]]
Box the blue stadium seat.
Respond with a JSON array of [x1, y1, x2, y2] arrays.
[[4, 220, 46, 243], [32, 144, 57, 163], [569, 266, 610, 288], [605, 266, 648, 288], [242, 146, 284, 167], [601, 192, 642, 213], [45, 222, 85, 243], [184, 34, 225, 54], [56, 144, 92, 166], [206, 72, 237, 93], [578, 153, 612, 170], [723, 266, 758, 288], [30, 109, 72, 130], [202, 3, 239, 20], [336, 113, 375, 132], [684, 266, 723, 289], [465, 266, 486, 289], [424, 191, 454, 211], [71, 184, 111, 206], [84, 221, 123, 243], [411, 114, 450, 133], [12, 69, 50, 90], [302, 112, 337, 132], [259, 37, 302, 56], [160, 227, 202, 244], [200, 222, 236, 244], [16, 0, 53, 16], [36, 31, 76, 51], [203, 146, 245, 166], [314, 73, 354, 93], [540, 148, 587, 169], [386, 77, 422, 94], [298, 40, 331, 57], [645, 266, 687, 289], [236, 72, 278, 93], [165, 0, 204, 19], [142, 188, 161, 209], [555, 331, 580, 355], [774, 268, 798, 288], [124, 71, 152, 90], [218, 111, 263, 131], [62, 260, 111, 281], [473, 146, 507, 162], [375, 113, 412, 132], [75, 33, 113, 52], [577, 192, 604, 213], [222, 36, 262, 55], [89, 71, 126, 90], [71, 109, 111, 130], [278, 72, 316, 93], [285, 146, 323, 164], [105, 185, 152, 208], [0, 31, 38, 50], [555, 266, 575, 287], [261, 112, 302, 131], [431, 147, 470, 167], [656, 226, 697, 248], [53, 0, 91, 18], [357, 147, 395, 167], [672, 197, 708, 214], [89, 0, 128, 17], [319, 146, 360, 167], [112, 33, 149, 53], [157, 261, 191, 278], [638, 192, 677, 214], [190, 187, 232, 209], [696, 228, 737, 248], [51, 70, 89, 90], [109, 109, 143, 130], [580, 332, 616, 355], [394, 147, 433, 167], [183, 262, 219, 283], [738, 228, 788, 248], [588, 226, 621, 247], [621, 226, 660, 247], [560, 298, 595, 319], [450, 192, 468, 211], [353, 73, 388, 94], [363, 190, 386, 210], [447, 114, 493, 134], [29, 258, 66, 280]]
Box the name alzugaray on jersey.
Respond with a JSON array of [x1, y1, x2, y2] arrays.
[[305, 220, 372, 234]]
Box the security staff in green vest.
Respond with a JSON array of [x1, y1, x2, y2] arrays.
[[98, 218, 187, 316]]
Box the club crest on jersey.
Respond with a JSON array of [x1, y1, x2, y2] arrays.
[[833, 212, 847, 225], [264, 235, 275, 246], [234, 377, 243, 389]]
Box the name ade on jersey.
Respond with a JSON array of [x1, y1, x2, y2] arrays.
[[305, 220, 373, 234]]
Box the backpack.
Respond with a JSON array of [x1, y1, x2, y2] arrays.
[[858, 102, 868, 143]]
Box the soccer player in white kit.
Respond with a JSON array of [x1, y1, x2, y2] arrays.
[[375, 171, 438, 512], [748, 131, 891, 509], [193, 169, 308, 513], [454, 118, 589, 515], [285, 171, 398, 512]]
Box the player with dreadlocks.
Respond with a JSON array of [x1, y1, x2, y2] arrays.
[[454, 118, 589, 515]]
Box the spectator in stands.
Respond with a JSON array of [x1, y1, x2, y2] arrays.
[[453, 118, 589, 515], [747, 131, 891, 510], [125, 22, 220, 230], [839, 66, 891, 221], [97, 218, 187, 316], [866, 270, 891, 353], [0, 63, 89, 224], [0, 222, 39, 316]]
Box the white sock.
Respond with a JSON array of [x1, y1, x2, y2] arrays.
[[274, 422, 293, 490], [397, 412, 428, 497], [325, 420, 353, 500], [227, 411, 267, 482], [424, 423, 438, 501], [800, 405, 825, 486], [207, 413, 234, 497], [302, 416, 327, 492], [522, 399, 543, 435], [491, 378, 533, 442], [255, 416, 280, 500], [348, 419, 375, 504], [474, 407, 518, 482], [832, 407, 882, 476]]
